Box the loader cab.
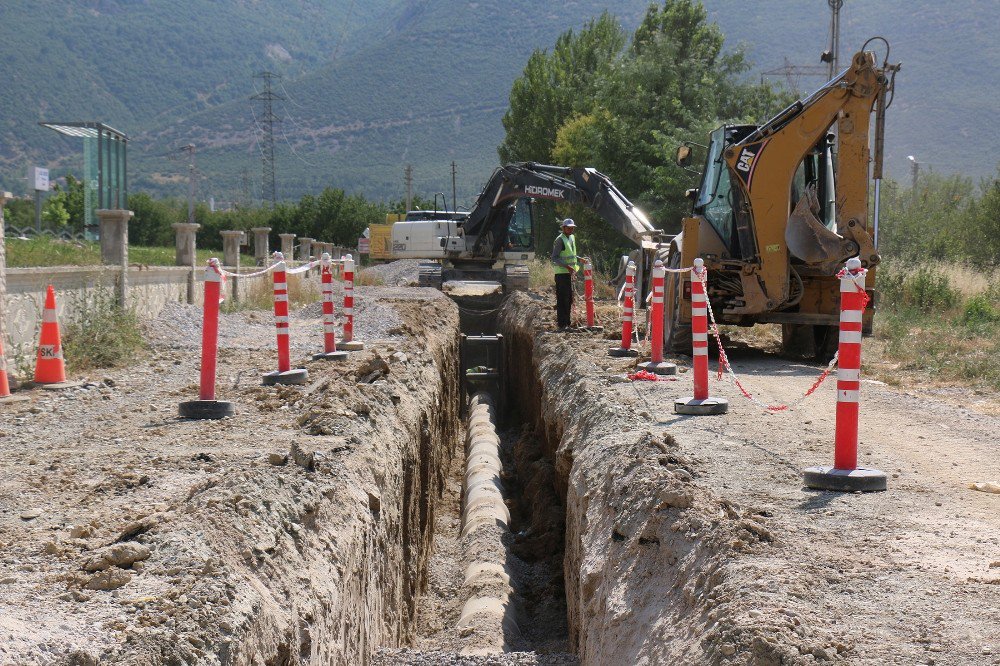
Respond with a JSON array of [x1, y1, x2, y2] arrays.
[[691, 125, 839, 256], [691, 125, 757, 256]]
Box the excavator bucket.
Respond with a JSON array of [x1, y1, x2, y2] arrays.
[[785, 185, 851, 272]]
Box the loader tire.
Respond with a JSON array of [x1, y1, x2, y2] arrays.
[[781, 324, 838, 362]]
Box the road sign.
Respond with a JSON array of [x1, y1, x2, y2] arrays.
[[32, 167, 49, 192], [358, 238, 370, 254]]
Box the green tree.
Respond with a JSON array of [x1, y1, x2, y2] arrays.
[[500, 0, 789, 253], [498, 12, 626, 165], [41, 192, 70, 228]]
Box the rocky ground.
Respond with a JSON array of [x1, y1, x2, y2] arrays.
[[1, 264, 998, 665], [0, 277, 462, 664], [498, 290, 1000, 666]]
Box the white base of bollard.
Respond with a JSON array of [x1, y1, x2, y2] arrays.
[[262, 368, 309, 386], [608, 346, 639, 358], [674, 396, 729, 415], [637, 361, 677, 375], [339, 341, 365, 351], [312, 351, 348, 361]]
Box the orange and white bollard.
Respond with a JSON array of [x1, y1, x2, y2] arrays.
[[339, 253, 364, 351], [804, 257, 886, 491], [675, 258, 728, 414], [638, 260, 675, 375], [262, 252, 309, 385], [313, 253, 347, 361], [582, 258, 603, 332], [179, 259, 235, 418], [608, 261, 639, 357]]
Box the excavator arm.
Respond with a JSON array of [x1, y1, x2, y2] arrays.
[[462, 163, 662, 259], [720, 49, 897, 310]]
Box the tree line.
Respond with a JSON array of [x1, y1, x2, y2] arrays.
[[2, 177, 411, 252], [497, 0, 1000, 269]]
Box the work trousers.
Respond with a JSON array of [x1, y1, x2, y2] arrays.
[[554, 272, 573, 328]]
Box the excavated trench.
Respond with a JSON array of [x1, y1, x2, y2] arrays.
[[374, 292, 576, 663]]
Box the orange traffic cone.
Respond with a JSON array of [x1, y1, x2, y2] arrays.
[[34, 286, 67, 384], [0, 337, 10, 397]]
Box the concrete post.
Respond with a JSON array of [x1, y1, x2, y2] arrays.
[[0, 192, 10, 359], [220, 230, 243, 268], [298, 238, 314, 263], [98, 209, 134, 306], [221, 230, 244, 303], [279, 233, 296, 260], [172, 222, 200, 304], [252, 227, 271, 266], [172, 222, 200, 267]]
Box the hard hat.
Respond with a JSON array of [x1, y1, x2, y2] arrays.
[[561, 218, 576, 228]]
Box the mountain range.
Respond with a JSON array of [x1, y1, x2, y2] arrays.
[[0, 0, 996, 211]]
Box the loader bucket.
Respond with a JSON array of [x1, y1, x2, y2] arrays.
[[786, 185, 851, 270]]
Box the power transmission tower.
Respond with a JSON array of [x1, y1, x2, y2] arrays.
[[451, 161, 457, 212], [251, 72, 284, 207], [404, 164, 413, 211]]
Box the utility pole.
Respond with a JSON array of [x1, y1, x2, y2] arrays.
[[451, 161, 457, 212], [251, 72, 284, 208], [820, 0, 844, 79], [238, 168, 253, 209], [908, 155, 921, 205], [181, 144, 196, 224], [404, 164, 413, 212]]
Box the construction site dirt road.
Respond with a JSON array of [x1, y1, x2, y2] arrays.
[[0, 273, 997, 665]]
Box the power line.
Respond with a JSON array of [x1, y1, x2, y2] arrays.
[[250, 71, 285, 207]]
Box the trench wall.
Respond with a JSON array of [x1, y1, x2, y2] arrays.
[[499, 292, 775, 665], [99, 297, 462, 665]]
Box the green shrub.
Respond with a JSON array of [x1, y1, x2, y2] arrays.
[[904, 267, 960, 312], [960, 294, 1000, 326], [62, 293, 147, 371]]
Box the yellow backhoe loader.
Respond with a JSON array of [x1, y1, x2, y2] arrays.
[[665, 41, 900, 358]]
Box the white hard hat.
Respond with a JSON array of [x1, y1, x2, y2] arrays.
[[561, 218, 576, 228]]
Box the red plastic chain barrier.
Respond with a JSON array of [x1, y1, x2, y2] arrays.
[[702, 264, 842, 413], [583, 258, 596, 328], [343, 254, 356, 343], [320, 254, 339, 353], [834, 258, 867, 470], [272, 252, 291, 373], [198, 259, 224, 400]]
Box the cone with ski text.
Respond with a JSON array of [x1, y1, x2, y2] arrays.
[[34, 285, 66, 384]]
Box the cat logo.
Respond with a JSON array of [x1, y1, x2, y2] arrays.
[[736, 147, 755, 173], [731, 140, 769, 189]]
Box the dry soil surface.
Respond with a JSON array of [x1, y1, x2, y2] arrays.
[[501, 291, 999, 665]]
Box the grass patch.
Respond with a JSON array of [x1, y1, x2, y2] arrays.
[[4, 236, 252, 267], [222, 272, 321, 312], [62, 292, 147, 371]]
